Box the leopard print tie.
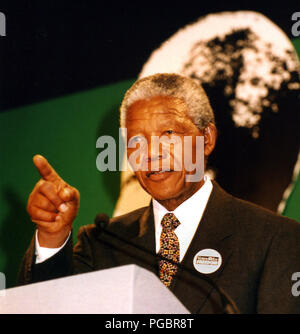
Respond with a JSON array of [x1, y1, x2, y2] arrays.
[[158, 213, 181, 287]]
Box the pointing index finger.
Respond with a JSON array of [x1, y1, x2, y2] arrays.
[[33, 155, 61, 182]]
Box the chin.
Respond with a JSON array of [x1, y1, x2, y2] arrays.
[[148, 186, 182, 202], [138, 171, 185, 200]]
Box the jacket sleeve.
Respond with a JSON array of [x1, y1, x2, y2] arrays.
[[17, 226, 95, 285], [256, 219, 300, 314]]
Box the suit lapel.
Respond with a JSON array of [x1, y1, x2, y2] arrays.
[[98, 204, 157, 274], [133, 204, 158, 275], [170, 182, 236, 313]]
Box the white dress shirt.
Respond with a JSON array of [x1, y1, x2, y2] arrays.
[[152, 176, 213, 262], [35, 177, 213, 264], [35, 230, 71, 264]]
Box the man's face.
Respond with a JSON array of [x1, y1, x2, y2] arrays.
[[125, 96, 205, 207]]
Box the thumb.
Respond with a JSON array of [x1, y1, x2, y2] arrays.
[[59, 187, 80, 204]]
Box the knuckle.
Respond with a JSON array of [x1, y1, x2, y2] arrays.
[[70, 187, 80, 202], [26, 202, 33, 215], [35, 179, 45, 191], [37, 179, 45, 186], [27, 198, 38, 216], [31, 208, 42, 220], [57, 180, 67, 192], [43, 181, 58, 195], [41, 181, 52, 191]]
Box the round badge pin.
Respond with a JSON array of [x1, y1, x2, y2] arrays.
[[193, 249, 222, 274]]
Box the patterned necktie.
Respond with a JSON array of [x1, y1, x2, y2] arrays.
[[158, 213, 181, 287]]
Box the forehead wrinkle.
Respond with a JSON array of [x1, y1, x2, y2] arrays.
[[127, 96, 187, 114], [125, 96, 198, 133], [126, 113, 189, 128], [126, 107, 189, 121]]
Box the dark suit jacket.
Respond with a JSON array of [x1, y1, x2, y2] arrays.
[[18, 182, 300, 314]]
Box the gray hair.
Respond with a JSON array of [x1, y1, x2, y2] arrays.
[[120, 73, 215, 130]]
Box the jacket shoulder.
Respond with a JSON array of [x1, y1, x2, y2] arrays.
[[230, 193, 300, 237], [212, 181, 300, 237], [78, 206, 149, 239]]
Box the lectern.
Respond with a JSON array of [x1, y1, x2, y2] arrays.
[[0, 265, 189, 314]]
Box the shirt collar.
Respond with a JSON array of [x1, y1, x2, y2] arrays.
[[152, 176, 213, 237], [152, 176, 213, 261]]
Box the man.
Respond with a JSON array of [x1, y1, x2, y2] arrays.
[[18, 73, 300, 314]]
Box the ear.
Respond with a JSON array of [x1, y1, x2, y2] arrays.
[[204, 123, 217, 157]]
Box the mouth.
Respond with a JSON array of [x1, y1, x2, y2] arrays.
[[146, 169, 175, 181]]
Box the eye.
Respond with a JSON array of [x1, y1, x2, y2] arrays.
[[165, 130, 174, 135], [128, 135, 146, 147], [129, 135, 141, 142]]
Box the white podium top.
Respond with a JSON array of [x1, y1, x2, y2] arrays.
[[0, 265, 189, 314]]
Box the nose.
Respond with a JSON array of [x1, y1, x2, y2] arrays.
[[146, 137, 169, 169], [146, 154, 164, 163]]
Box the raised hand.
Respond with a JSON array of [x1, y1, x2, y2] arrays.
[[27, 155, 80, 247]]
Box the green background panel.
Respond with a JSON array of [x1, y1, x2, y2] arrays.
[[0, 79, 134, 287], [284, 172, 300, 222], [0, 40, 299, 288]]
